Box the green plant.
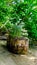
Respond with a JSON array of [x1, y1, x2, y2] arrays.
[[9, 0, 37, 40], [0, 0, 37, 40], [23, 0, 37, 40], [0, 0, 13, 28], [9, 24, 22, 38]]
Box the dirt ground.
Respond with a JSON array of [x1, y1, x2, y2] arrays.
[[0, 40, 37, 65]]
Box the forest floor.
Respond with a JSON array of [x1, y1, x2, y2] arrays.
[[0, 40, 37, 65]]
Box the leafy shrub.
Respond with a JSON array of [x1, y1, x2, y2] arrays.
[[0, 0, 37, 40]]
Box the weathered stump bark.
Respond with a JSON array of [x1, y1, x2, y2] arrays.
[[7, 36, 29, 54]]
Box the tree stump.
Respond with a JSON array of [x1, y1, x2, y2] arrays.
[[7, 37, 29, 54]]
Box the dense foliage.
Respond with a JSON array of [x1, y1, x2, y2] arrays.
[[0, 0, 8, 25], [0, 0, 37, 40]]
